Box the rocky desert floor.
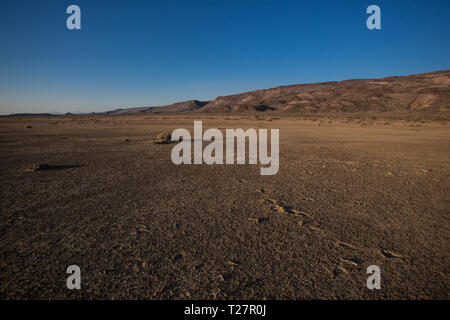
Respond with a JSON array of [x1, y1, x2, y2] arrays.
[[0, 115, 449, 299]]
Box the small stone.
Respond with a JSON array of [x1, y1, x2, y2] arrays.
[[154, 133, 172, 144], [226, 260, 241, 266], [172, 252, 184, 262], [248, 218, 259, 224], [248, 217, 267, 224], [26, 163, 50, 172]]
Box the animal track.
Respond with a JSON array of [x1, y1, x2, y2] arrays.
[[255, 189, 318, 232], [333, 266, 349, 277], [265, 198, 311, 218], [138, 225, 150, 233], [253, 188, 405, 277], [340, 257, 360, 267], [309, 226, 324, 234], [254, 187, 370, 269], [252, 188, 385, 281], [336, 241, 356, 249], [380, 249, 404, 260], [256, 188, 272, 194], [226, 260, 241, 267], [331, 257, 362, 278]]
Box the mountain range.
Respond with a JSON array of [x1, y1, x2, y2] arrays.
[[105, 70, 450, 115]]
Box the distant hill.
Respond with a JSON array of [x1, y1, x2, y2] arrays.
[[107, 70, 450, 115], [5, 113, 56, 117], [106, 100, 209, 115]]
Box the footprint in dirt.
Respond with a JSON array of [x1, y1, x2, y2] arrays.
[[255, 188, 319, 232], [332, 265, 349, 277], [340, 257, 361, 267], [336, 241, 356, 250], [380, 249, 404, 261], [331, 257, 362, 278], [265, 198, 311, 218], [248, 217, 269, 224], [256, 188, 272, 194]]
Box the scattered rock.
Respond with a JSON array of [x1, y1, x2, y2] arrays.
[[248, 217, 268, 224], [138, 225, 150, 233], [25, 125, 32, 128], [25, 163, 50, 172], [218, 273, 232, 281], [257, 188, 272, 194], [248, 218, 259, 224], [226, 260, 241, 266], [25, 164, 82, 172], [172, 252, 184, 262], [123, 138, 130, 142], [194, 263, 204, 271], [154, 133, 172, 144]]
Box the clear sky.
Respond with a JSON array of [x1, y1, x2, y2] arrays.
[[0, 0, 449, 114]]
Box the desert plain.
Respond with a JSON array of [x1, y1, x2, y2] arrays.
[[0, 114, 448, 299]]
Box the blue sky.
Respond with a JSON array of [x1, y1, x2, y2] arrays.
[[0, 0, 449, 114]]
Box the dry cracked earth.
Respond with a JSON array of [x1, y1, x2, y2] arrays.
[[0, 115, 449, 299]]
